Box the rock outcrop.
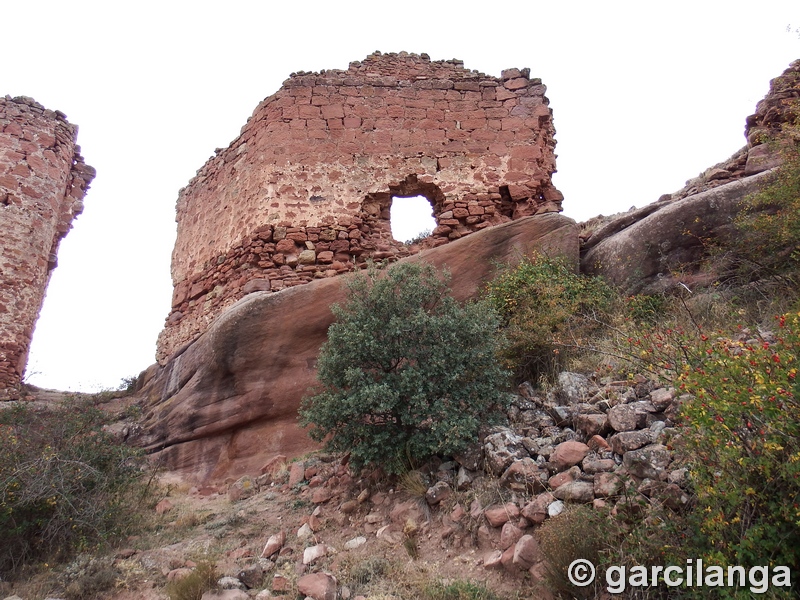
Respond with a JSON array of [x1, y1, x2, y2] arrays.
[[580, 59, 800, 293], [134, 213, 578, 482], [581, 170, 773, 294], [159, 52, 563, 362], [0, 96, 95, 397]]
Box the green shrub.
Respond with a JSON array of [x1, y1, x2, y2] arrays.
[[625, 293, 669, 324], [63, 558, 119, 600], [606, 309, 799, 598], [406, 228, 432, 245], [299, 261, 510, 474], [484, 252, 616, 382], [0, 399, 152, 575], [348, 557, 390, 587], [677, 311, 800, 579]]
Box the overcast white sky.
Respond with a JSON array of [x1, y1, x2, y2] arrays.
[[3, 1, 797, 392]]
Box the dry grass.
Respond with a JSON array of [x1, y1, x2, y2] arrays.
[[398, 469, 429, 498], [0, 574, 61, 600], [340, 552, 528, 600], [535, 505, 609, 600], [164, 561, 218, 600]]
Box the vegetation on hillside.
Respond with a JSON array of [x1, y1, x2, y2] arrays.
[[4, 109, 800, 599], [484, 253, 615, 383], [299, 261, 510, 474], [731, 117, 800, 284], [0, 399, 155, 577], [679, 317, 800, 574]]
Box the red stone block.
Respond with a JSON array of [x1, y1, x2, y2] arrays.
[[321, 104, 345, 119], [298, 105, 321, 118]]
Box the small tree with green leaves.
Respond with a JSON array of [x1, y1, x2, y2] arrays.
[[299, 261, 510, 473]]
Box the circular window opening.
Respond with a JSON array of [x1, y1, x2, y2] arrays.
[[390, 196, 437, 244]]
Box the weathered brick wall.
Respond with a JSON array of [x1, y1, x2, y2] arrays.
[[159, 52, 562, 362], [0, 96, 95, 397]]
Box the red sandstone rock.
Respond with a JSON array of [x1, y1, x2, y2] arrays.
[[477, 524, 500, 550], [155, 499, 174, 515], [484, 503, 520, 528], [500, 457, 546, 492], [302, 544, 328, 565], [576, 413, 610, 437], [288, 461, 305, 487], [133, 213, 578, 482], [582, 171, 773, 295], [483, 550, 503, 569], [260, 454, 288, 475], [271, 575, 290, 592], [450, 504, 465, 522], [512, 535, 542, 571], [311, 487, 333, 504], [607, 401, 656, 432], [649, 387, 675, 411], [548, 465, 580, 489], [550, 441, 591, 471], [297, 572, 336, 600], [260, 531, 285, 558], [552, 481, 595, 503], [499, 522, 524, 550], [593, 472, 623, 497], [499, 545, 517, 573], [521, 492, 555, 524], [226, 546, 252, 560], [609, 430, 653, 455], [167, 568, 192, 582], [587, 434, 611, 452]]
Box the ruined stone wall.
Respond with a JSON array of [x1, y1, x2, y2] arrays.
[[159, 52, 562, 362], [0, 96, 95, 396]]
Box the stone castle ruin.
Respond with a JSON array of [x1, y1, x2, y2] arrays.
[[0, 96, 95, 396], [133, 57, 799, 481], [158, 52, 563, 362]]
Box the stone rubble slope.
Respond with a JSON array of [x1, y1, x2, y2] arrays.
[[4, 363, 708, 600]]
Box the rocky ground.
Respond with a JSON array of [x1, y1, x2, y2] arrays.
[[2, 368, 698, 600]]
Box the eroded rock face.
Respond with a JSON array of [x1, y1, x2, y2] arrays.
[[581, 170, 773, 294], [580, 59, 800, 295], [134, 213, 578, 482]]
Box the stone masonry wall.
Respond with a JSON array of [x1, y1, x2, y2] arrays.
[[159, 52, 562, 362], [0, 96, 95, 396]]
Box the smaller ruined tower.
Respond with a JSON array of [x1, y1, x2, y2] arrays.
[[0, 96, 95, 397]]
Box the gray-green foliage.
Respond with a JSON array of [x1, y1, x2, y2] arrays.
[[299, 261, 510, 473], [0, 399, 152, 575]]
